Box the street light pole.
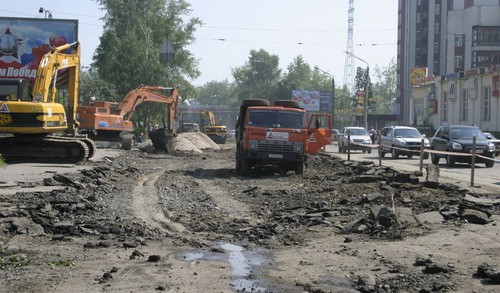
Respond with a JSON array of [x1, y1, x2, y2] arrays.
[[314, 66, 335, 127], [344, 51, 369, 129], [39, 7, 53, 19]]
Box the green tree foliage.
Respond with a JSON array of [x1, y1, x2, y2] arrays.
[[276, 55, 312, 100], [372, 58, 397, 114], [232, 49, 281, 103], [79, 68, 118, 105], [92, 0, 202, 126], [195, 80, 238, 106]]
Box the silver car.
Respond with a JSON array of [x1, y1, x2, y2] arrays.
[[379, 126, 430, 159], [338, 127, 372, 153]]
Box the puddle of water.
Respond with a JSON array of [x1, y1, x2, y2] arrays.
[[178, 242, 268, 292], [181, 252, 204, 262], [220, 243, 267, 292]]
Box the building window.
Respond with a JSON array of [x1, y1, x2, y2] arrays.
[[434, 23, 440, 34], [414, 98, 424, 121], [435, 4, 440, 15], [482, 86, 491, 121], [455, 35, 463, 47], [454, 56, 463, 68], [472, 26, 500, 46], [460, 89, 468, 121], [417, 13, 421, 24], [441, 92, 448, 121]]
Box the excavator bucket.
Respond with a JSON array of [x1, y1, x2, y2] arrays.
[[149, 116, 178, 152]]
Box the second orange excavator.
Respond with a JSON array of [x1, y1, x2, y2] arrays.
[[76, 85, 179, 150]]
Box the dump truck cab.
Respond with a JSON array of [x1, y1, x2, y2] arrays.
[[236, 99, 332, 175]]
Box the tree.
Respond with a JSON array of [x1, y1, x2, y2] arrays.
[[79, 67, 118, 106], [276, 55, 312, 100], [232, 49, 281, 103], [92, 0, 202, 126], [195, 80, 238, 106], [372, 58, 397, 114]]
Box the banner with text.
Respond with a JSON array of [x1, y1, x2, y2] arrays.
[[0, 17, 78, 81]]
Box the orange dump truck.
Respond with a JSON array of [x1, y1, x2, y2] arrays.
[[235, 99, 332, 175]]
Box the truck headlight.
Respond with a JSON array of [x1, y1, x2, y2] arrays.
[[294, 145, 302, 152], [488, 142, 495, 151], [398, 139, 406, 145], [249, 142, 257, 150], [451, 142, 462, 150], [424, 139, 431, 147]]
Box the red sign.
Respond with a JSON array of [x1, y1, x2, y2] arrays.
[[493, 75, 499, 97]]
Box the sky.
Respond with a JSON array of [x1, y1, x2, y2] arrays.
[[1, 0, 398, 87]]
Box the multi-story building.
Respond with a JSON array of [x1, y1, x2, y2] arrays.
[[397, 0, 500, 126], [412, 65, 500, 132]]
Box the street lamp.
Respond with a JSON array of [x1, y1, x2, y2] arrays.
[[344, 51, 369, 129], [39, 7, 53, 19], [313, 66, 335, 126]]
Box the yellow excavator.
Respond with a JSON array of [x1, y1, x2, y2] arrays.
[[0, 42, 96, 163], [200, 109, 227, 144]]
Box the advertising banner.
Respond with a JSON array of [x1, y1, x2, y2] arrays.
[[0, 17, 78, 82], [292, 90, 331, 112], [410, 67, 428, 86]]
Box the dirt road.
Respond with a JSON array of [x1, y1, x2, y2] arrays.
[[1, 141, 499, 292]]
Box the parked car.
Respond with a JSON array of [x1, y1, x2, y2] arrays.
[[332, 129, 341, 142], [430, 125, 495, 167], [379, 126, 430, 159], [483, 132, 500, 156], [338, 127, 372, 153]]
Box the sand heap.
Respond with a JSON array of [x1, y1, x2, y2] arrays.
[[166, 132, 221, 154]]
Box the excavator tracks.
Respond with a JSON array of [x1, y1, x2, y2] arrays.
[[0, 135, 96, 164]]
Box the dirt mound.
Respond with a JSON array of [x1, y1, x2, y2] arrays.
[[172, 132, 221, 153], [138, 131, 221, 154]]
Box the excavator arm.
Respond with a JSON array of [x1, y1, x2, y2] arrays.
[[117, 85, 179, 122], [31, 42, 80, 135]]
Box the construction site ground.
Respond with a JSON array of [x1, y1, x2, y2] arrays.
[[0, 132, 499, 293]]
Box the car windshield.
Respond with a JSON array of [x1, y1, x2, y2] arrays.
[[248, 110, 304, 128], [394, 128, 422, 138], [450, 128, 486, 140], [347, 128, 367, 135]]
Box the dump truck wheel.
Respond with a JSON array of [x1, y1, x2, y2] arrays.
[[295, 161, 304, 175], [242, 99, 270, 107], [121, 135, 133, 150], [274, 100, 301, 108]]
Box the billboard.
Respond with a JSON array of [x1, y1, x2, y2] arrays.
[[0, 17, 78, 82], [409, 67, 428, 86], [292, 90, 332, 112]]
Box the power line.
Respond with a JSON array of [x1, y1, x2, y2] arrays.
[[201, 25, 396, 33], [196, 37, 394, 47]]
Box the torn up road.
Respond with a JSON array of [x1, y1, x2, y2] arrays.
[[0, 141, 499, 293]]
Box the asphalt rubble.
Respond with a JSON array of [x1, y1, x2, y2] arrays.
[[0, 145, 499, 292]]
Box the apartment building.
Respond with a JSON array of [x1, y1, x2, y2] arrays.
[[397, 0, 500, 127]]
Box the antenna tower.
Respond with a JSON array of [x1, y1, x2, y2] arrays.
[[343, 0, 355, 94]]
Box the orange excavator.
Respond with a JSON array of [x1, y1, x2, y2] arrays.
[[76, 85, 179, 150]]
